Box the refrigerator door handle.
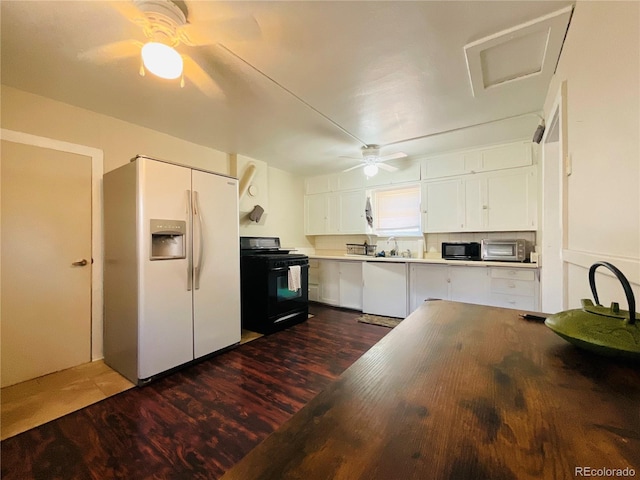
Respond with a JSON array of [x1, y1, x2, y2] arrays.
[[186, 189, 193, 292], [193, 190, 204, 290]]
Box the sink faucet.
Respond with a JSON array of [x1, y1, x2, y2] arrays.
[[387, 236, 399, 256]]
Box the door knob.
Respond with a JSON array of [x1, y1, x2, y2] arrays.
[[72, 259, 88, 267]]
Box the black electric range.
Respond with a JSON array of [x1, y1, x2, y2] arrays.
[[239, 237, 309, 334]]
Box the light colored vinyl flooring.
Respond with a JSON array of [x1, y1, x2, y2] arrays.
[[1, 359, 135, 440], [1, 329, 264, 441]]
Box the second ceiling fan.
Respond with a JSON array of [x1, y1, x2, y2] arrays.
[[342, 145, 407, 177]]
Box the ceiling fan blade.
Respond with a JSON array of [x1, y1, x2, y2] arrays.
[[339, 155, 364, 160], [379, 152, 408, 162], [378, 162, 399, 173], [343, 163, 365, 173], [78, 40, 142, 64], [182, 56, 224, 99]]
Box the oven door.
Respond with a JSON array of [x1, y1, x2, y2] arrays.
[[267, 264, 309, 316]]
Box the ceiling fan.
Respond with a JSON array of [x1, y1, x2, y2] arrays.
[[341, 145, 407, 177], [78, 0, 260, 98]]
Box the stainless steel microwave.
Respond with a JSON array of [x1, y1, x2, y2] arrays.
[[481, 239, 530, 262]]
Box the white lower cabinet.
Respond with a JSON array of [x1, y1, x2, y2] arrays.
[[448, 265, 490, 305], [339, 262, 363, 310], [409, 264, 490, 312], [488, 267, 539, 311], [315, 260, 363, 310], [314, 259, 539, 315], [409, 264, 449, 312], [318, 260, 341, 306], [362, 262, 408, 318], [408, 264, 539, 311]]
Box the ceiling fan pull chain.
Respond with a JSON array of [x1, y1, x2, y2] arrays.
[[180, 71, 185, 88], [139, 60, 145, 77]]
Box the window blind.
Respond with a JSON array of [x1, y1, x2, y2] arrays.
[[374, 184, 421, 235]]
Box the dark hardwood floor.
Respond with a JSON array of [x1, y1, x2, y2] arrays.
[[1, 305, 389, 480]]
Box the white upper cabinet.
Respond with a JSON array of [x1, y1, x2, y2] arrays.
[[304, 193, 340, 235], [421, 150, 481, 178], [336, 169, 365, 190], [482, 166, 538, 231], [304, 194, 327, 235], [421, 179, 465, 233], [305, 174, 338, 195], [339, 189, 368, 234], [305, 169, 364, 194], [463, 176, 484, 231], [422, 165, 538, 233], [304, 190, 367, 235], [421, 140, 533, 180], [479, 142, 532, 171]]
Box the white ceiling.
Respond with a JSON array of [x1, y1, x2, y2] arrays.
[[0, 1, 574, 176]]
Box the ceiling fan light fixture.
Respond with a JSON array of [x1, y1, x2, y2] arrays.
[[363, 164, 379, 177], [141, 41, 183, 80]]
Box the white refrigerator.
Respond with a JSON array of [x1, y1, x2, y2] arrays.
[[104, 156, 240, 384]]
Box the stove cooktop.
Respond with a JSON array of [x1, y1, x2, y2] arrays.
[[240, 236, 302, 257]]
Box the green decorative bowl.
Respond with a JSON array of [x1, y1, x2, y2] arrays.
[[544, 262, 640, 359]]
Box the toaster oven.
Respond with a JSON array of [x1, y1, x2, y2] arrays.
[[481, 239, 531, 262]]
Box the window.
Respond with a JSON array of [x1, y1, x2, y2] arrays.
[[371, 184, 421, 236]]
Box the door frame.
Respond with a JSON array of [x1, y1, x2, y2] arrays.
[[1, 128, 104, 360], [541, 81, 568, 310]]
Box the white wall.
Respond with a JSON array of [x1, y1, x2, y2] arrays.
[[543, 1, 640, 308]]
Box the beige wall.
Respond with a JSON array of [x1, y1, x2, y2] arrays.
[[1, 86, 228, 174], [543, 1, 640, 307], [239, 165, 313, 250]]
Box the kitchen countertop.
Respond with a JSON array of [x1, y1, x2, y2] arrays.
[[220, 300, 640, 479], [309, 254, 539, 269]]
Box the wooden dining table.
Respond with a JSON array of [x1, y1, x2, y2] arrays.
[[220, 300, 640, 480]]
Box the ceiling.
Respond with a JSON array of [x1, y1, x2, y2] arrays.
[[0, 1, 574, 176]]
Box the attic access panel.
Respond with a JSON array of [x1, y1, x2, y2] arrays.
[[464, 5, 573, 97]]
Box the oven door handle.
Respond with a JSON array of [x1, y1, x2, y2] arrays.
[[270, 265, 309, 272]]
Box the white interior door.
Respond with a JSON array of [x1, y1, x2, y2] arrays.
[[1, 140, 92, 387]]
